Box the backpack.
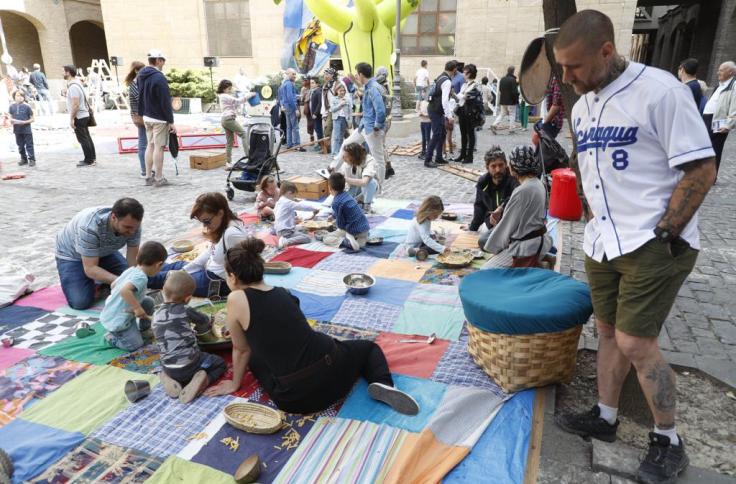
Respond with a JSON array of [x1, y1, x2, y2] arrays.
[[428, 73, 450, 115], [463, 86, 485, 128]]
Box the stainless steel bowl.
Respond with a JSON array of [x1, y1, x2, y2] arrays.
[[343, 273, 376, 295]]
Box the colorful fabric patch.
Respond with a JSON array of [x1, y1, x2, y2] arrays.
[[55, 305, 102, 318], [295, 269, 348, 296], [109, 344, 161, 374], [188, 399, 322, 481], [374, 331, 450, 379], [0, 347, 34, 372], [1, 355, 89, 427], [0, 419, 84, 482], [367, 215, 388, 228], [338, 374, 447, 433], [450, 232, 481, 250], [370, 227, 410, 245], [0, 305, 49, 333], [289, 290, 345, 321], [375, 217, 414, 232], [372, 198, 411, 216], [390, 208, 416, 220], [444, 390, 535, 484], [38, 322, 128, 365], [274, 417, 408, 483], [92, 386, 233, 457], [348, 277, 415, 307], [418, 265, 475, 286], [270, 247, 333, 268], [15, 286, 68, 312], [331, 299, 402, 332], [428, 385, 504, 447], [146, 456, 234, 484], [384, 429, 470, 483], [406, 283, 461, 306], [313, 252, 379, 274], [21, 365, 159, 435], [394, 301, 466, 341], [31, 437, 164, 483], [368, 259, 431, 283], [430, 335, 507, 398], [214, 353, 262, 398], [263, 266, 310, 289], [300, 241, 342, 253], [1, 312, 98, 350], [359, 241, 400, 259]]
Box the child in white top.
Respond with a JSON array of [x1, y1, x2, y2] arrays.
[[255, 175, 280, 220], [274, 181, 319, 249], [405, 196, 449, 254]]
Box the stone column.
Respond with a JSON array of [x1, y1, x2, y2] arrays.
[[709, 0, 736, 85]]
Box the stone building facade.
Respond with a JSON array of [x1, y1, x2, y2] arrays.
[[1, 0, 734, 87]]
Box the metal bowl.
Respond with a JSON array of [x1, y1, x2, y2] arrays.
[[172, 239, 194, 253], [441, 212, 458, 221], [366, 237, 384, 246], [343, 273, 376, 295]]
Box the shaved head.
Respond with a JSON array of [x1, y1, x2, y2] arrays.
[[556, 9, 616, 53]]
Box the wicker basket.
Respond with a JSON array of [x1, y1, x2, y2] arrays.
[[467, 323, 582, 393], [223, 403, 285, 434]]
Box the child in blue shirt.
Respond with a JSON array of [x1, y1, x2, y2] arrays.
[[100, 241, 168, 351], [326, 172, 370, 251], [6, 90, 36, 167]]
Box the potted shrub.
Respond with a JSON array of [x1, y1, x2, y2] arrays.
[[165, 69, 216, 114]]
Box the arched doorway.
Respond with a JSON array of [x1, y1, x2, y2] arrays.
[[0, 11, 44, 75], [69, 21, 108, 71]]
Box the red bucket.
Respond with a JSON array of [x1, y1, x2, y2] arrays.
[[549, 168, 582, 221]]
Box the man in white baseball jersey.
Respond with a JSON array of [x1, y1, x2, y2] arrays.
[[553, 10, 716, 484]]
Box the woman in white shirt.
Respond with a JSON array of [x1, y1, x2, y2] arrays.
[[217, 79, 255, 166], [454, 64, 481, 164], [341, 142, 379, 213], [150, 192, 249, 298]]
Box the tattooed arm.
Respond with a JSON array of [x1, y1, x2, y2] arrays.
[[657, 158, 716, 237]]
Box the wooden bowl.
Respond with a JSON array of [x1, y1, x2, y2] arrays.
[[172, 239, 194, 253], [223, 402, 285, 434], [235, 454, 262, 483]]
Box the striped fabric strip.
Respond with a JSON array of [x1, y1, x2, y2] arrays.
[[274, 418, 407, 484]]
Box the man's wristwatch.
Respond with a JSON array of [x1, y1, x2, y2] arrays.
[[654, 226, 675, 244]]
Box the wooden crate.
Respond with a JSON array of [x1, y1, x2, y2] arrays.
[[285, 175, 328, 201], [190, 151, 226, 170]]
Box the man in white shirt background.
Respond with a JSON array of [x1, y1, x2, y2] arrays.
[[424, 60, 457, 168], [414, 60, 430, 101], [702, 61, 736, 178], [553, 10, 716, 484]]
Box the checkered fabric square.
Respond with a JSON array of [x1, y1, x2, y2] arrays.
[[313, 252, 379, 274], [91, 386, 234, 457], [1, 312, 98, 350], [406, 283, 462, 307], [295, 270, 349, 297], [313, 321, 379, 341], [331, 299, 402, 332], [430, 333, 508, 399]]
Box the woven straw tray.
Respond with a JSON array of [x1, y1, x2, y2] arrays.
[[224, 402, 285, 434], [437, 251, 474, 268], [301, 219, 334, 231]]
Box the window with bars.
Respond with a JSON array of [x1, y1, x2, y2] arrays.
[[204, 0, 253, 57], [400, 0, 456, 55]]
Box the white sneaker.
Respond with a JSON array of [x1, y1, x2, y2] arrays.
[[368, 382, 420, 415], [345, 233, 360, 251], [154, 177, 169, 187], [278, 236, 287, 249]]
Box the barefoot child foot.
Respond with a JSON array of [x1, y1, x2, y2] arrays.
[[179, 370, 209, 404], [159, 371, 182, 398]]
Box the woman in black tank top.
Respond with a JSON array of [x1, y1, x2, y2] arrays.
[[204, 238, 420, 415]]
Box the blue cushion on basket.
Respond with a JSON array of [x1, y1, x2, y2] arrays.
[[459, 268, 592, 335]]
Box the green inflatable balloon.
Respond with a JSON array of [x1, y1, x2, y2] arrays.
[[305, 0, 420, 84]]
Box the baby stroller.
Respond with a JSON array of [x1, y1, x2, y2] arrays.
[[225, 121, 283, 200]]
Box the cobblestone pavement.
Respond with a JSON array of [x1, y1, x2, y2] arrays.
[[558, 136, 736, 386]]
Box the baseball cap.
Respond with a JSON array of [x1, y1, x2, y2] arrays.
[[147, 49, 166, 60]]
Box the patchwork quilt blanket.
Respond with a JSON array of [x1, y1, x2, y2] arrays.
[[0, 200, 546, 483]]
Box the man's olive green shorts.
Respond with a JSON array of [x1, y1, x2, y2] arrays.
[[584, 238, 698, 338]]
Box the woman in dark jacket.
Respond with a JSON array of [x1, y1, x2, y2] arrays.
[[125, 61, 146, 177], [454, 64, 482, 164], [205, 238, 419, 415]]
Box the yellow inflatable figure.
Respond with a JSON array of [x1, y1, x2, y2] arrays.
[[304, 0, 419, 84]]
